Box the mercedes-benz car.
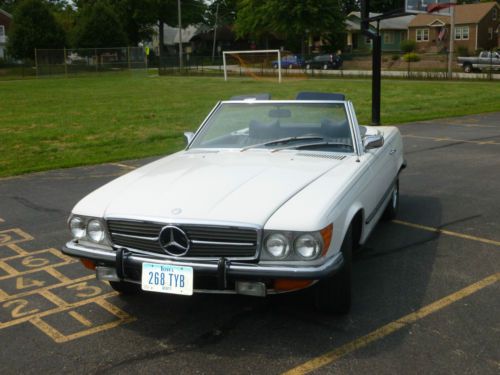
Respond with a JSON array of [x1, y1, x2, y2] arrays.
[[62, 92, 405, 314]]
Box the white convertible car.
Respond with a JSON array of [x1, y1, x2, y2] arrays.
[[62, 92, 405, 314]]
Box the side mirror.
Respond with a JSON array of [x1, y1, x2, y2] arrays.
[[363, 134, 384, 150], [184, 132, 195, 146]]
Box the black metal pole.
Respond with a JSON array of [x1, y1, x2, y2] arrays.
[[361, 0, 382, 125], [371, 29, 381, 125]]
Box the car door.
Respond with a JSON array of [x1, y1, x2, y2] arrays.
[[360, 130, 398, 226]]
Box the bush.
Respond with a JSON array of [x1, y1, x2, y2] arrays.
[[400, 40, 417, 53], [457, 46, 469, 57], [403, 52, 420, 62], [391, 54, 400, 61]]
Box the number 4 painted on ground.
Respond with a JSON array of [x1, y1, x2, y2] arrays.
[[16, 277, 45, 290]]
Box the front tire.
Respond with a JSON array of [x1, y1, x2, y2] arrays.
[[463, 64, 472, 73], [314, 226, 352, 315], [109, 280, 141, 295], [382, 179, 399, 220]]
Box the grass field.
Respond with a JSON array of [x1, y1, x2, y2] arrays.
[[1, 73, 499, 177]]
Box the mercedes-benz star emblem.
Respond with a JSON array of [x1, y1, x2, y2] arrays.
[[159, 226, 190, 256]]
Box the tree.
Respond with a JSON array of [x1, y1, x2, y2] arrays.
[[235, 0, 345, 52], [7, 0, 66, 60], [72, 2, 128, 48]]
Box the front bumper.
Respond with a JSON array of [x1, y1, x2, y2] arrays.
[[62, 241, 344, 285]]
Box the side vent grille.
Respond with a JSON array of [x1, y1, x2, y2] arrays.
[[296, 152, 346, 161]]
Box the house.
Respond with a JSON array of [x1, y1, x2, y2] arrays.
[[345, 12, 415, 52], [151, 24, 208, 56], [0, 8, 12, 59], [408, 2, 500, 54]]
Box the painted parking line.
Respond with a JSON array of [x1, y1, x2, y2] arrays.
[[283, 273, 500, 375], [403, 134, 500, 146], [393, 220, 500, 247], [111, 163, 137, 170]]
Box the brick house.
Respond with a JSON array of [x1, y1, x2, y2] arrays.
[[0, 8, 12, 59], [408, 2, 500, 54]]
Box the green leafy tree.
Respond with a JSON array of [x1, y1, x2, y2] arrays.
[[72, 2, 128, 48], [235, 0, 345, 52], [7, 0, 66, 60]]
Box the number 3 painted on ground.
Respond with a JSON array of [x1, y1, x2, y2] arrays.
[[67, 282, 102, 298]]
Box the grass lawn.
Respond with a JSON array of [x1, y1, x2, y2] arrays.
[[1, 73, 499, 177]]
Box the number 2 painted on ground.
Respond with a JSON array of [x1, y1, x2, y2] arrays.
[[2, 299, 39, 318]]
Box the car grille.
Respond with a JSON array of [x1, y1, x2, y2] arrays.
[[106, 220, 259, 259]]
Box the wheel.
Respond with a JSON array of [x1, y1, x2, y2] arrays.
[[306, 64, 311, 70], [109, 280, 141, 295], [382, 179, 399, 220], [323, 64, 329, 70], [314, 226, 352, 315], [463, 64, 472, 73], [273, 63, 278, 69]]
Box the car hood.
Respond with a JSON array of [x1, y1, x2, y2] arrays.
[[73, 150, 346, 226]]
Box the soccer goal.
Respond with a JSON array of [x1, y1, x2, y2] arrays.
[[223, 49, 282, 83]]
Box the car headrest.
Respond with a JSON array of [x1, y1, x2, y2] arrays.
[[230, 93, 271, 101], [296, 92, 345, 101], [321, 119, 351, 139], [248, 120, 280, 140]]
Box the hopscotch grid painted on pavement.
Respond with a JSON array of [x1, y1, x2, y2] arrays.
[[0, 223, 135, 343]]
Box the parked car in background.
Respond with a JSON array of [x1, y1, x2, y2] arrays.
[[272, 55, 304, 69], [303, 54, 343, 70], [62, 92, 405, 315], [458, 51, 500, 73]]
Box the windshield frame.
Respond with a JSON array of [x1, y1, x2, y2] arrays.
[[186, 100, 362, 156]]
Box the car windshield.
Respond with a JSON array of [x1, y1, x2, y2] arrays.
[[189, 101, 354, 152]]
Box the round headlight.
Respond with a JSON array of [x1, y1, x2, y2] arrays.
[[87, 219, 105, 243], [70, 217, 86, 239], [265, 233, 290, 259], [294, 234, 321, 259]]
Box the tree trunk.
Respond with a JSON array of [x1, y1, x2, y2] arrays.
[[159, 19, 164, 68]]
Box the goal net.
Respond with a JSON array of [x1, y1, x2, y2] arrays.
[[223, 50, 282, 82]]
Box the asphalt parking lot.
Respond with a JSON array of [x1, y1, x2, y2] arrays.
[[0, 113, 499, 374]]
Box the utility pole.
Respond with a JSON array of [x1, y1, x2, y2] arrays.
[[212, 0, 220, 62], [178, 0, 183, 70], [447, 0, 456, 78]]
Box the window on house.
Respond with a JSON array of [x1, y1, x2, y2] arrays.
[[493, 8, 497, 21], [0, 25, 5, 37], [455, 26, 469, 40], [488, 27, 493, 40], [383, 31, 394, 44], [416, 28, 429, 42]]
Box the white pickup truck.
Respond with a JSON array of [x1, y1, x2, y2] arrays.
[[458, 51, 500, 73]]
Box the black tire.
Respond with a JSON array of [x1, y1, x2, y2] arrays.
[[382, 179, 399, 220], [306, 63, 311, 70], [314, 226, 352, 315], [323, 64, 329, 70], [109, 280, 141, 295], [463, 64, 472, 73]]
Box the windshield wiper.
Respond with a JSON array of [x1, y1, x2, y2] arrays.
[[271, 141, 354, 152], [240, 136, 325, 152]]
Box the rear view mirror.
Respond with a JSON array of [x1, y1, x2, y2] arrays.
[[268, 109, 291, 118], [363, 134, 384, 150], [184, 132, 195, 146]]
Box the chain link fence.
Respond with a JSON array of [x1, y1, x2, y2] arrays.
[[34, 47, 147, 77]]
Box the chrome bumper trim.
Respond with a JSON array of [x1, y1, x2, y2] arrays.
[[62, 241, 344, 279]]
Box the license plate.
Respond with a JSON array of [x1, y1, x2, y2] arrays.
[[141, 262, 193, 295]]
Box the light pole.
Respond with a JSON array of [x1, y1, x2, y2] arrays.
[[178, 0, 183, 70]]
